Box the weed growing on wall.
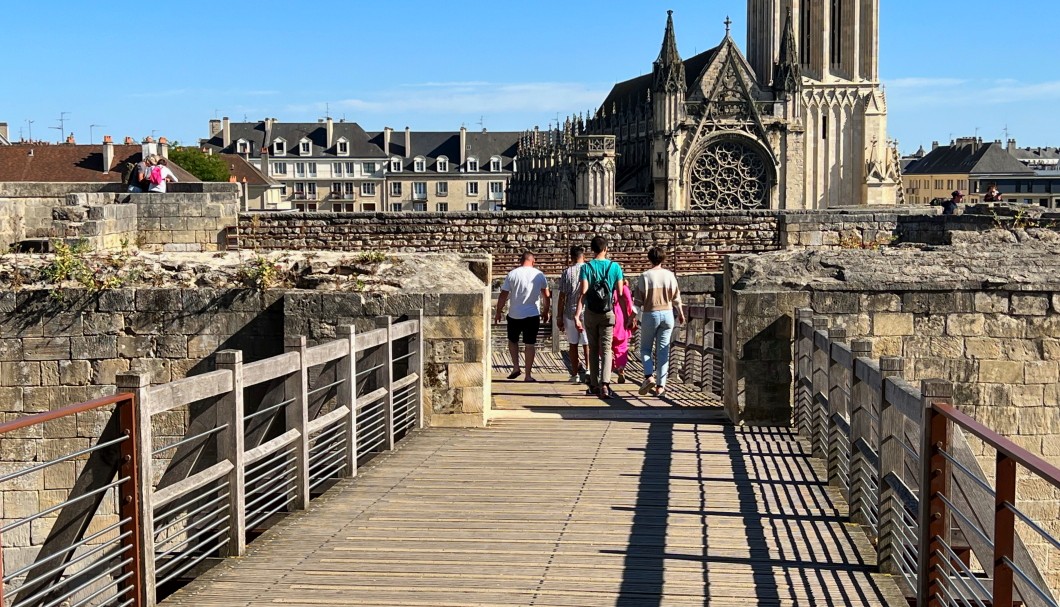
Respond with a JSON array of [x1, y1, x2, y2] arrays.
[[356, 251, 388, 264], [242, 255, 282, 290], [40, 239, 134, 300], [838, 233, 896, 251]]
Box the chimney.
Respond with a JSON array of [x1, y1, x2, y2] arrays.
[[142, 138, 158, 159], [159, 137, 169, 159], [102, 135, 114, 174], [0, 122, 7, 142], [66, 134, 76, 145], [1007, 139, 1017, 153], [931, 140, 939, 151], [383, 127, 393, 156], [326, 116, 334, 149], [222, 116, 231, 149], [404, 126, 411, 158], [460, 126, 467, 167], [209, 119, 222, 138]]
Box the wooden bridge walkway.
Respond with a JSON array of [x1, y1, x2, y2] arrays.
[[162, 363, 905, 606]]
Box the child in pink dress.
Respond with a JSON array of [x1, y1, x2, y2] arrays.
[[611, 283, 636, 383]]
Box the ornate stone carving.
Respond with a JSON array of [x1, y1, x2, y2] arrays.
[[688, 140, 769, 210]]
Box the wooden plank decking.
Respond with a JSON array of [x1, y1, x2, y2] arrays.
[[162, 377, 906, 606]]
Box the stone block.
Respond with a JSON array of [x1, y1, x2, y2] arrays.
[[912, 358, 977, 383], [974, 292, 1010, 314], [1025, 361, 1059, 384], [92, 359, 130, 385], [136, 288, 183, 312], [3, 491, 40, 519], [96, 289, 136, 312], [131, 358, 171, 383], [424, 315, 484, 341], [2, 362, 40, 387], [1012, 294, 1049, 316], [59, 360, 92, 386], [41, 361, 59, 386], [1000, 339, 1041, 362], [913, 315, 946, 337], [82, 313, 125, 336], [872, 313, 913, 336], [811, 291, 859, 314], [117, 335, 155, 359], [448, 363, 483, 389], [946, 314, 986, 337], [42, 313, 83, 337], [979, 360, 1024, 384], [1045, 339, 1060, 361], [984, 315, 1025, 338], [873, 336, 903, 358], [965, 338, 1001, 359], [44, 462, 77, 490], [188, 335, 222, 359], [22, 337, 71, 361], [428, 340, 466, 364], [156, 335, 188, 358], [71, 335, 118, 360], [1011, 384, 1045, 408], [23, 386, 63, 412], [861, 294, 901, 312], [461, 387, 484, 413]]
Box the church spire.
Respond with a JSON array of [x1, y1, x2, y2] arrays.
[[653, 10, 685, 93], [772, 7, 801, 95]]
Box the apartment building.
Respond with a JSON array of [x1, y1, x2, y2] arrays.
[[368, 127, 519, 212], [201, 117, 387, 211], [903, 137, 1033, 205]]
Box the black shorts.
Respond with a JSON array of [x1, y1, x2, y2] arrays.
[[507, 315, 541, 345]]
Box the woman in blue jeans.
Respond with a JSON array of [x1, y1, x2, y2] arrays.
[[633, 247, 686, 397]]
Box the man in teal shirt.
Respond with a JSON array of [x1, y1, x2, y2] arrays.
[[575, 236, 632, 398]]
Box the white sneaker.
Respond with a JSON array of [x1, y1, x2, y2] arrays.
[[568, 374, 581, 384]]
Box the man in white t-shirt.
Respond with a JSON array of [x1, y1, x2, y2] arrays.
[[493, 251, 551, 381]]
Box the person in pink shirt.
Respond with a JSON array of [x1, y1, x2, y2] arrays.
[[611, 283, 636, 384]]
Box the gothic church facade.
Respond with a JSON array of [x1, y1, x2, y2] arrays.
[[510, 1, 900, 211]]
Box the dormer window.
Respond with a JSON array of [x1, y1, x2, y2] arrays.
[[390, 157, 402, 172], [467, 156, 479, 172], [413, 156, 426, 172], [273, 138, 287, 156], [336, 137, 349, 156], [437, 156, 449, 172], [299, 138, 312, 156], [490, 156, 502, 172], [236, 139, 249, 154]]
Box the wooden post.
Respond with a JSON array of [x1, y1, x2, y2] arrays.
[[413, 309, 426, 430], [284, 336, 310, 510], [215, 350, 246, 557], [702, 297, 715, 396], [116, 371, 156, 607], [810, 316, 830, 458], [877, 355, 905, 576], [375, 316, 395, 451], [848, 338, 874, 529], [336, 325, 358, 477], [917, 379, 952, 607], [993, 452, 1017, 607], [794, 308, 814, 436], [826, 327, 848, 490]]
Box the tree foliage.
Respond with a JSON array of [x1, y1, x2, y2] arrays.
[[168, 147, 231, 182]]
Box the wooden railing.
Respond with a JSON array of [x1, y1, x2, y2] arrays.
[[671, 300, 724, 400], [794, 308, 1057, 607], [0, 312, 424, 607]]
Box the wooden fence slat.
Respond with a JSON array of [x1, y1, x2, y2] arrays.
[[146, 370, 233, 415]]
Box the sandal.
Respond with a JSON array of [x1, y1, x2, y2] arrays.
[[599, 385, 617, 399], [655, 386, 667, 398], [507, 370, 521, 380]]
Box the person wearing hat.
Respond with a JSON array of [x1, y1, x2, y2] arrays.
[[943, 190, 963, 215]]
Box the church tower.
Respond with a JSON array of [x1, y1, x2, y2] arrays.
[[651, 10, 686, 209], [747, 0, 897, 208]]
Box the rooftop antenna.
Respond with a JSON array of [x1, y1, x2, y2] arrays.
[[1003, 124, 1010, 141], [213, 109, 220, 119], [89, 124, 105, 144], [50, 112, 70, 142], [151, 129, 158, 139], [326, 103, 330, 119], [478, 115, 486, 131], [26, 119, 34, 142]]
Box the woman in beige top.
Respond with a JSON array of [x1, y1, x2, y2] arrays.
[[633, 247, 685, 397]]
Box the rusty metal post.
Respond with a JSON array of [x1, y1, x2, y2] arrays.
[[993, 452, 1017, 607], [917, 379, 952, 607]]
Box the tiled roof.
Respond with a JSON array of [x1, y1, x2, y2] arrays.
[[203, 121, 387, 158], [903, 141, 1033, 176], [601, 46, 721, 112], [220, 154, 276, 186], [365, 130, 520, 172], [0, 144, 199, 182]]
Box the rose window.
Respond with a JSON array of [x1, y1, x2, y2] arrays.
[[688, 141, 769, 210]]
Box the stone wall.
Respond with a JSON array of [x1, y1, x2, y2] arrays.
[[0, 183, 239, 253]]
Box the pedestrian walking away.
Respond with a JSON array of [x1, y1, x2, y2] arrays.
[[575, 236, 631, 399], [494, 251, 551, 382], [634, 246, 685, 398], [557, 245, 589, 384], [611, 282, 636, 384]]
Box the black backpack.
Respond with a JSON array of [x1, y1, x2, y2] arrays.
[[584, 261, 614, 314], [120, 162, 137, 188]]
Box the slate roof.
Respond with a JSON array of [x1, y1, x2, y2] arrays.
[[903, 140, 1033, 176], [365, 130, 520, 172], [220, 154, 276, 186], [1011, 147, 1060, 162], [202, 121, 386, 158], [601, 46, 721, 111], [0, 144, 199, 182]]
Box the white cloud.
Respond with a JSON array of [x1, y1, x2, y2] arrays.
[[286, 81, 609, 121]]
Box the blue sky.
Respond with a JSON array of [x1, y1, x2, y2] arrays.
[[2, 1, 1057, 153]]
